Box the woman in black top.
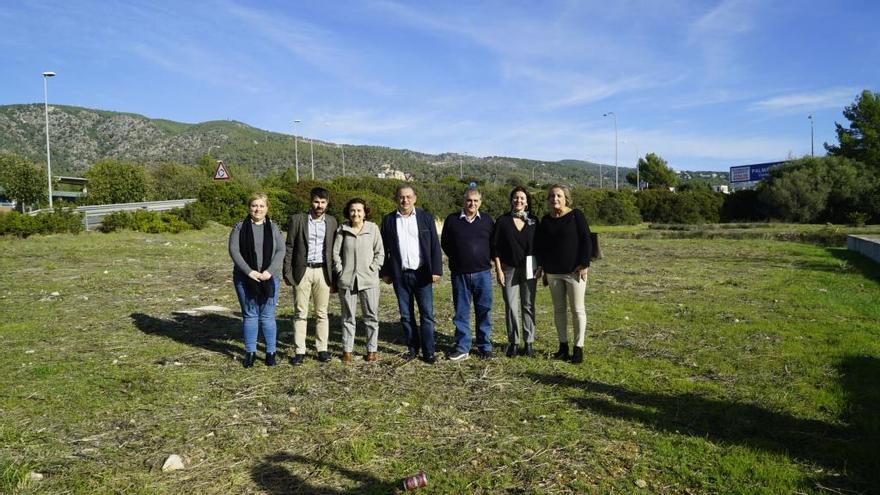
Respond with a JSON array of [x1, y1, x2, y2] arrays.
[[491, 187, 539, 358], [534, 184, 592, 364]]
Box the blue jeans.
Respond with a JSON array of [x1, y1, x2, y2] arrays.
[[393, 270, 436, 357], [233, 272, 280, 353], [451, 269, 493, 353]]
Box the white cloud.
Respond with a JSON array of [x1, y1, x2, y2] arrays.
[[750, 88, 857, 112], [222, 1, 395, 95], [130, 43, 267, 94], [691, 0, 759, 36], [688, 0, 762, 80]]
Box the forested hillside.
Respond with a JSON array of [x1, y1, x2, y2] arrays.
[[0, 104, 625, 185]]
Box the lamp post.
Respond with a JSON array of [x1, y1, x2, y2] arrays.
[[459, 154, 463, 180], [42, 71, 56, 208], [603, 112, 618, 189], [338, 144, 346, 177], [293, 119, 301, 182], [808, 115, 814, 157], [309, 137, 315, 180]]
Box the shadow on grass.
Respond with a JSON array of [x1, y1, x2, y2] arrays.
[[527, 354, 880, 491], [131, 312, 243, 358], [251, 452, 396, 495], [129, 311, 437, 360], [827, 247, 880, 283]]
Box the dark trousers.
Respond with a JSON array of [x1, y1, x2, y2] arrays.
[[393, 270, 436, 357]]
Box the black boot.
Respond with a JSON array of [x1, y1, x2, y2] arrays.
[[506, 343, 517, 358], [553, 343, 569, 361], [265, 352, 277, 366], [522, 343, 534, 357], [243, 352, 257, 368], [571, 346, 584, 364]]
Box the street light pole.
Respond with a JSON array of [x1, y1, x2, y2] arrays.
[[42, 71, 56, 208], [338, 144, 345, 177], [808, 115, 814, 157], [459, 154, 463, 180], [293, 120, 301, 182], [310, 138, 315, 180], [604, 112, 618, 189], [636, 145, 640, 190]]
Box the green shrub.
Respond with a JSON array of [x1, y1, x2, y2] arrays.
[[196, 181, 249, 226], [636, 189, 723, 224], [173, 203, 210, 230], [36, 207, 85, 235], [596, 190, 642, 225], [721, 189, 767, 222], [0, 211, 39, 237], [85, 159, 153, 205], [758, 156, 880, 224], [0, 209, 84, 237], [847, 211, 870, 227], [100, 210, 192, 233], [265, 189, 307, 224]]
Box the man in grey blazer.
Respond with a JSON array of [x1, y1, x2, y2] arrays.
[[283, 187, 338, 364]]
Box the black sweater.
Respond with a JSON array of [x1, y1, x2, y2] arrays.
[[491, 213, 538, 267], [441, 212, 494, 274], [535, 209, 591, 274]]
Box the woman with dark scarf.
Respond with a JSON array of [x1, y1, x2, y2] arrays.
[[491, 186, 539, 358], [228, 192, 286, 368]]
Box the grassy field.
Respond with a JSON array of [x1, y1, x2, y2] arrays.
[[1, 223, 879, 494]]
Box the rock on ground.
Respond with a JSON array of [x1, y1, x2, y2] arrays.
[[162, 454, 185, 472]]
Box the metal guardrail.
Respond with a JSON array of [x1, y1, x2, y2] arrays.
[[29, 199, 197, 230]]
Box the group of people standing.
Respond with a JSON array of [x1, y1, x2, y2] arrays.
[[228, 183, 592, 368]]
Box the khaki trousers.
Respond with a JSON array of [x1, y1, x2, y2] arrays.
[[546, 272, 587, 348], [292, 267, 330, 354]]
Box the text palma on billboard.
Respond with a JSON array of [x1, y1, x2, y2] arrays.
[[729, 161, 786, 183]]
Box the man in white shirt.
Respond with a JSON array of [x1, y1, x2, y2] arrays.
[[379, 184, 443, 364]]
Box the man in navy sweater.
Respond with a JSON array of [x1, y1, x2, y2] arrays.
[[441, 187, 494, 361]]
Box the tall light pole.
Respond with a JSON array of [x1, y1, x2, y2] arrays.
[[808, 115, 814, 157], [309, 134, 315, 180], [459, 154, 463, 180], [603, 112, 618, 189], [42, 71, 56, 208], [338, 144, 346, 177], [293, 119, 301, 182], [532, 162, 545, 183]]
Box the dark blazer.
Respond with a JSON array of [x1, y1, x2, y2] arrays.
[[379, 208, 442, 284], [283, 212, 338, 286]]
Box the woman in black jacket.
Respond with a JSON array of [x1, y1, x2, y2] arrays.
[[491, 186, 539, 358]]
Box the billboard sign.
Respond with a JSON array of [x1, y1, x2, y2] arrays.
[[729, 161, 786, 183]]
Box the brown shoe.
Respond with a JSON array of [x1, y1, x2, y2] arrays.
[[366, 351, 379, 362], [342, 352, 353, 363]]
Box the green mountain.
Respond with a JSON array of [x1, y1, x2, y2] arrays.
[[0, 104, 620, 186]]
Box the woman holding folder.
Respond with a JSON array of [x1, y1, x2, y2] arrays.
[[491, 186, 539, 358]]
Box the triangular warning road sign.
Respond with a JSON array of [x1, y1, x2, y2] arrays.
[[213, 160, 231, 180]]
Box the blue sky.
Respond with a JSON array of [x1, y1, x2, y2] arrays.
[[2, 0, 877, 171]]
